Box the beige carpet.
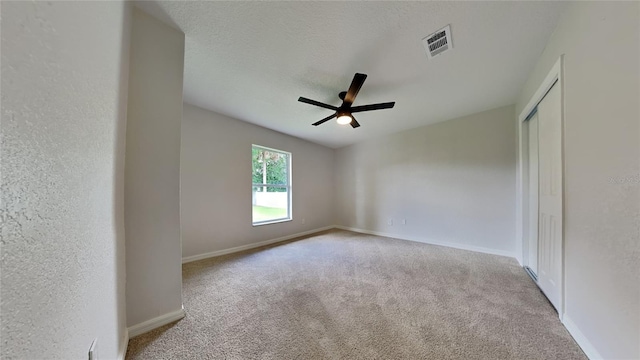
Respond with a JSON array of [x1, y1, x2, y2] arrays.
[[126, 230, 586, 359]]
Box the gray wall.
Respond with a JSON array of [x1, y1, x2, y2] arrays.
[[1, 2, 130, 358], [515, 2, 639, 358], [125, 8, 185, 327], [334, 105, 516, 256], [181, 104, 334, 258]]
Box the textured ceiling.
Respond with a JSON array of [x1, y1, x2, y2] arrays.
[[135, 1, 566, 148]]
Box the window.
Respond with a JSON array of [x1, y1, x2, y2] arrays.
[[252, 145, 291, 225]]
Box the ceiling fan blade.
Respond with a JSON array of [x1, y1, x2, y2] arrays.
[[350, 116, 361, 128], [350, 102, 395, 113], [343, 73, 367, 106], [312, 113, 336, 126], [298, 97, 338, 111]]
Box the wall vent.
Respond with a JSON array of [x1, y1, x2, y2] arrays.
[[422, 25, 453, 59]]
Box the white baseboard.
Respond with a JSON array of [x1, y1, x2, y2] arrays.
[[127, 306, 186, 338], [335, 225, 516, 259], [182, 225, 515, 263], [117, 329, 129, 360], [515, 253, 524, 267], [562, 315, 603, 360], [182, 225, 335, 263]]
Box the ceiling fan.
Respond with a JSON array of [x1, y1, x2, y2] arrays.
[[298, 73, 395, 128]]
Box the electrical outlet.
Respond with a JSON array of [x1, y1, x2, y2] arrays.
[[88, 338, 97, 360], [402, 219, 406, 225], [387, 219, 393, 226], [302, 218, 306, 225]]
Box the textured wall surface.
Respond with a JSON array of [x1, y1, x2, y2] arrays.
[[334, 106, 516, 256], [1, 1, 130, 359], [181, 104, 335, 258], [125, 7, 185, 328], [515, 2, 639, 358]]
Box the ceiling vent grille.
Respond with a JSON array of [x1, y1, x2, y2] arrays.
[[422, 25, 453, 59]]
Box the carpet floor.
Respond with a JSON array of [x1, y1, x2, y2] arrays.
[[126, 230, 586, 359]]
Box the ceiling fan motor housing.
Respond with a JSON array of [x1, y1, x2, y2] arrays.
[[337, 109, 351, 118]]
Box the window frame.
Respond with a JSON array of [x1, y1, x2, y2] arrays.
[[251, 144, 292, 226]]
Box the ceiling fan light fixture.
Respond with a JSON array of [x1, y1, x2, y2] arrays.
[[299, 73, 395, 128], [336, 114, 352, 125]]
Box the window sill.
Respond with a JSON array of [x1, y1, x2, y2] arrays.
[[252, 218, 292, 227]]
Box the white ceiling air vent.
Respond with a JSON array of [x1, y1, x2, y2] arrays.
[[422, 25, 453, 59]]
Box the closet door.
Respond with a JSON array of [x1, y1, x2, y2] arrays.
[[536, 83, 563, 311], [528, 113, 539, 276]]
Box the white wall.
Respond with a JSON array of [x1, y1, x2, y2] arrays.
[[125, 8, 185, 328], [515, 2, 639, 358], [181, 104, 334, 258], [335, 105, 516, 256], [1, 2, 130, 359]]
